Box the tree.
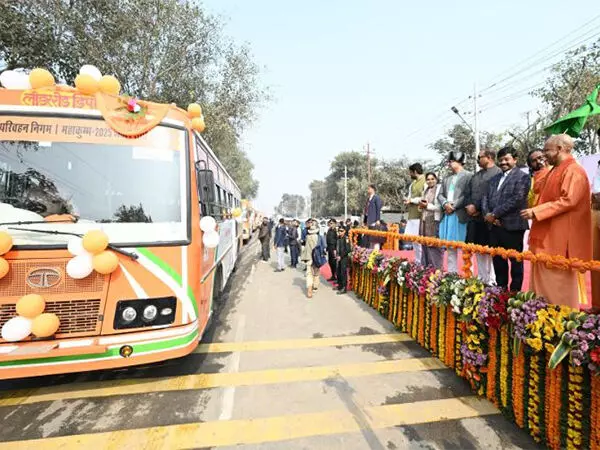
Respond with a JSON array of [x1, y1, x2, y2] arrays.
[[308, 151, 417, 217], [532, 40, 600, 154], [114, 204, 153, 223], [275, 194, 305, 218], [372, 159, 412, 210], [0, 0, 267, 198], [308, 180, 327, 218], [429, 124, 505, 172]]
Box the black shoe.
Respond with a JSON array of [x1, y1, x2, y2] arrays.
[[327, 277, 336, 281], [337, 290, 347, 295]]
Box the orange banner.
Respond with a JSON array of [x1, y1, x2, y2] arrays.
[[0, 116, 182, 149]]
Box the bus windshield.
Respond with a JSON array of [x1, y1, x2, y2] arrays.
[[0, 116, 188, 246]]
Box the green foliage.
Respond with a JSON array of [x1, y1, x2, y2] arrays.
[[0, 0, 267, 198], [309, 151, 415, 217], [429, 124, 505, 172], [533, 41, 600, 154], [275, 194, 306, 218]]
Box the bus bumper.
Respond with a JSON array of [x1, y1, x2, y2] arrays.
[[0, 322, 199, 380]]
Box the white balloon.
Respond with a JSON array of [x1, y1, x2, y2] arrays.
[[200, 216, 217, 232], [67, 237, 85, 256], [66, 254, 93, 279], [202, 230, 220, 249], [80, 64, 102, 81], [1, 316, 32, 342], [12, 72, 31, 89]]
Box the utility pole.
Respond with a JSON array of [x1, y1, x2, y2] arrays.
[[344, 165, 348, 221], [473, 82, 480, 167], [365, 142, 374, 184]]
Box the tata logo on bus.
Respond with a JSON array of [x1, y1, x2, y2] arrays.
[[26, 268, 62, 289]]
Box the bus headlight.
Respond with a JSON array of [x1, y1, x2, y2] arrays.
[[143, 305, 158, 322], [114, 297, 177, 329], [122, 307, 137, 323]]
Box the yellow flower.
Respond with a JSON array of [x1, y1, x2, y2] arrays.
[[544, 343, 555, 353], [527, 337, 543, 352]]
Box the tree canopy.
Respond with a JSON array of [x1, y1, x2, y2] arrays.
[[0, 0, 267, 198], [275, 194, 306, 218]]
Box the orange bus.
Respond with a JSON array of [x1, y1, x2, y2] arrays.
[[240, 199, 255, 244], [0, 71, 242, 379]]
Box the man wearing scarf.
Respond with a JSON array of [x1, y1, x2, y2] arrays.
[[521, 134, 592, 308]]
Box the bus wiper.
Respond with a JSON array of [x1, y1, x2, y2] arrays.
[[0, 218, 78, 226], [8, 227, 139, 260]]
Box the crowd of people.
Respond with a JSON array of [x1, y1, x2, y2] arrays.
[[257, 216, 356, 298], [257, 133, 595, 309], [402, 134, 593, 309]]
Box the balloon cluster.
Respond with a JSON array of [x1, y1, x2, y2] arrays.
[[200, 216, 220, 249], [187, 103, 206, 133], [66, 230, 119, 279], [0, 231, 13, 280], [1, 294, 60, 342], [0, 65, 120, 96], [74, 65, 120, 96]]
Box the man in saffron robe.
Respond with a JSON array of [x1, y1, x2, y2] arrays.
[[526, 149, 551, 208], [520, 134, 592, 309]]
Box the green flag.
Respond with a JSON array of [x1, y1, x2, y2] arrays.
[[544, 85, 600, 137]]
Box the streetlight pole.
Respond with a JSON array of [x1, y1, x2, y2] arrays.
[[344, 165, 348, 221], [473, 82, 480, 160]]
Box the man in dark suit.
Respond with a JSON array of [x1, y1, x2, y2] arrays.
[[482, 146, 531, 292], [326, 219, 338, 281], [363, 184, 383, 249]]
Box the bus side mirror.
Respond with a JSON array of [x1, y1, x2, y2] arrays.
[[196, 164, 216, 204]]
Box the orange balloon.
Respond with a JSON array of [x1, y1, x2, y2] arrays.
[[187, 103, 202, 118], [99, 75, 121, 95], [75, 74, 99, 95], [82, 230, 109, 254], [29, 68, 55, 89], [191, 117, 205, 132], [0, 231, 12, 255], [31, 313, 60, 338], [16, 294, 45, 319], [0, 257, 8, 279], [92, 251, 119, 275]]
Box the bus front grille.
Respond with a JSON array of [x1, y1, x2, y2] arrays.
[[0, 259, 105, 297], [0, 298, 101, 338]]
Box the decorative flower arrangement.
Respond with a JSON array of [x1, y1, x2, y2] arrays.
[[396, 260, 412, 287], [524, 304, 570, 354], [455, 278, 485, 322], [432, 272, 462, 307], [508, 292, 548, 353], [476, 286, 510, 329], [117, 96, 148, 120], [426, 269, 443, 304]]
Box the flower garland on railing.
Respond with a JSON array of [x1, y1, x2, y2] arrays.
[[350, 227, 600, 274]]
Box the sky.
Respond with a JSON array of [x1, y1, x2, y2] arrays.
[[203, 0, 600, 214]]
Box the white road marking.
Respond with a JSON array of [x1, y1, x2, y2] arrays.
[[218, 314, 246, 421]]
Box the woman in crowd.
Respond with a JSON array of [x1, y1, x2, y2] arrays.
[[419, 172, 444, 269], [438, 151, 473, 273]]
